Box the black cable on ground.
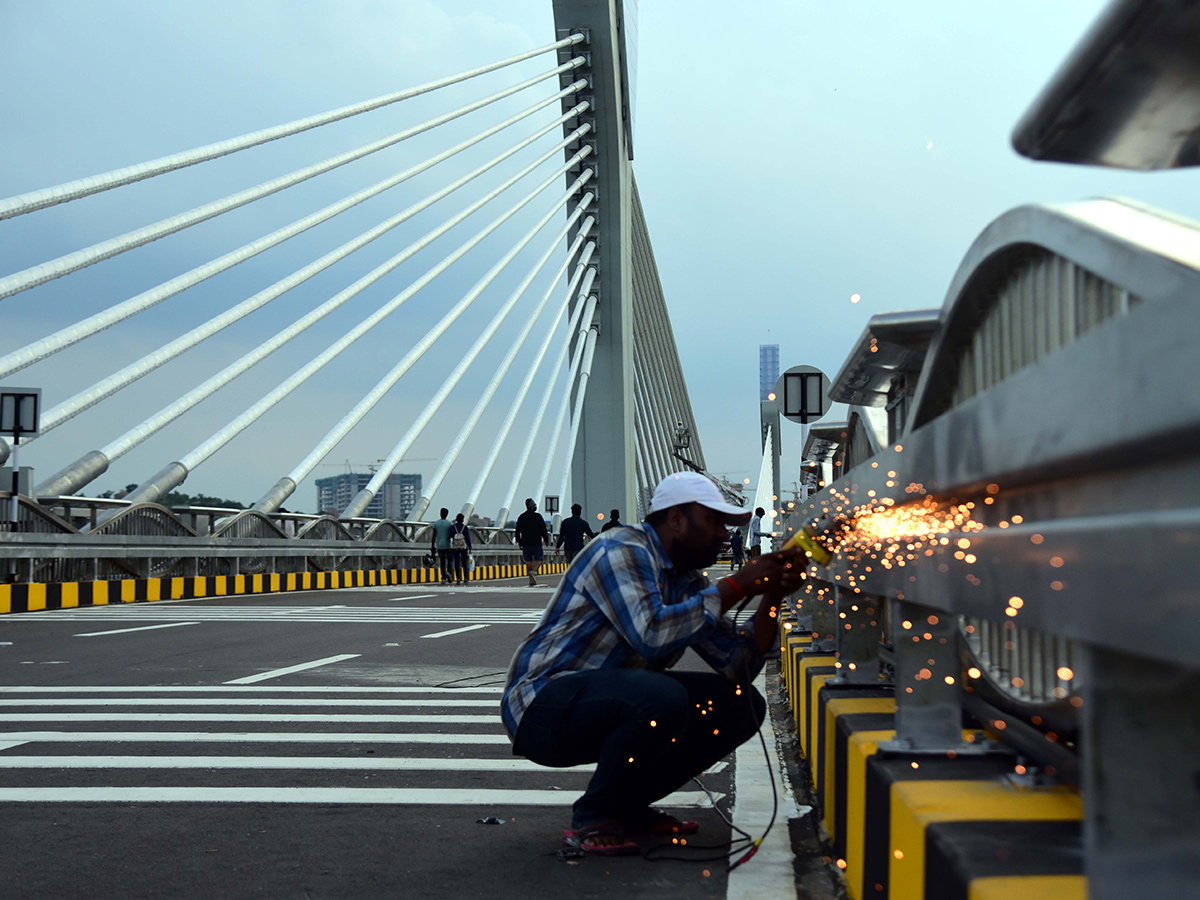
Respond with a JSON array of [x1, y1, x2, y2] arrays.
[[641, 591, 781, 869]]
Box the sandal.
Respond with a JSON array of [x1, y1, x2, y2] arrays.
[[622, 808, 700, 836], [562, 821, 640, 856]]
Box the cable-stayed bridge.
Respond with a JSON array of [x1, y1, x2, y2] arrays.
[[4, 2, 1200, 899], [0, 3, 712, 583]]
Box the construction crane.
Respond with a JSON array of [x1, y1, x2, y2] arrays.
[[315, 458, 436, 474]]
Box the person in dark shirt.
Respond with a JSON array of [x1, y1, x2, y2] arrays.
[[728, 527, 744, 571], [555, 503, 595, 564], [450, 512, 472, 585], [599, 508, 623, 532], [514, 497, 550, 586]]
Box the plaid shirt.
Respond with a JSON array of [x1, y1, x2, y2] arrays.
[[501, 523, 765, 740]]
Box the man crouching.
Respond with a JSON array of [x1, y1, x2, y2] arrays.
[[500, 472, 805, 855]]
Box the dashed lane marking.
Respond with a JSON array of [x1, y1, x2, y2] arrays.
[[419, 624, 491, 639], [74, 622, 200, 638], [224, 653, 360, 685]]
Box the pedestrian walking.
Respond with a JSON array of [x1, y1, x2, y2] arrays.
[[555, 502, 595, 564], [514, 498, 550, 586], [728, 527, 744, 571], [450, 513, 472, 585], [430, 508, 455, 584], [600, 508, 623, 532]]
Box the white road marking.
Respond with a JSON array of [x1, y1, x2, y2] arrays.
[[0, 731, 512, 745], [0, 685, 503, 694], [383, 594, 435, 602], [0, 741, 27, 751], [419, 624, 490, 639], [0, 698, 493, 708], [726, 669, 810, 900], [0, 787, 719, 807], [225, 654, 360, 685], [74, 622, 200, 638], [5, 606, 544, 624], [0, 755, 587, 772], [0, 713, 495, 723]]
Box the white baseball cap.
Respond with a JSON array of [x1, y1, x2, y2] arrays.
[[647, 472, 752, 524]]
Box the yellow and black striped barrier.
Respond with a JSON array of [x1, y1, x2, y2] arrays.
[[778, 617, 1087, 900], [0, 561, 568, 615]]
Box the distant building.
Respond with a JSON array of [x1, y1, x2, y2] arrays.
[[316, 472, 421, 520], [759, 344, 780, 401]]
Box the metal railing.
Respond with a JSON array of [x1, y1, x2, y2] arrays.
[[782, 197, 1200, 848], [2, 491, 527, 584]]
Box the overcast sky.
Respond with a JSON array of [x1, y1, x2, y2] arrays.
[[3, 0, 1198, 516]]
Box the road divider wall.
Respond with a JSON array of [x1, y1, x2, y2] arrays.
[[0, 561, 568, 615]]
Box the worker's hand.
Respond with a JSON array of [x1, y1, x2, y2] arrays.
[[728, 547, 807, 599]]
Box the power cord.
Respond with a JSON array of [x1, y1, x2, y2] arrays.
[[725, 592, 780, 872], [642, 592, 781, 870]]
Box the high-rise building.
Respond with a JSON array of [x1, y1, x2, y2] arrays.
[[759, 344, 780, 401], [316, 472, 422, 520]]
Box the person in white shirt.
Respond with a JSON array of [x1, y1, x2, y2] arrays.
[[747, 507, 770, 558]]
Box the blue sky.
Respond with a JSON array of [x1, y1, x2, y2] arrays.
[[2, 1, 1196, 515]]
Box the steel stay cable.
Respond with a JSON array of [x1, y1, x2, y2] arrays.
[[116, 173, 593, 512], [461, 259, 593, 522], [632, 311, 673, 481], [184, 201, 593, 497], [632, 257, 688, 474], [37, 144, 594, 498], [267, 164, 593, 513], [633, 299, 674, 480], [15, 112, 593, 474], [342, 192, 594, 518], [0, 56, 587, 301], [409, 224, 595, 522], [0, 34, 585, 220], [534, 324, 589, 512], [0, 84, 589, 383], [632, 367, 663, 486], [636, 225, 705, 468], [545, 308, 600, 515], [495, 285, 596, 527]]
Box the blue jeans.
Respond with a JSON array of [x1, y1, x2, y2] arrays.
[[513, 668, 765, 829]]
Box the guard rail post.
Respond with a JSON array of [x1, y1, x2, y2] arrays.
[[830, 586, 883, 685], [1081, 645, 1200, 898], [880, 599, 967, 751]]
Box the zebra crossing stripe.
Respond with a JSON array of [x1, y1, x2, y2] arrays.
[[0, 698, 494, 707], [0, 787, 719, 807], [2, 713, 497, 724], [0, 731, 512, 744], [0, 686, 503, 694], [0, 755, 584, 772]]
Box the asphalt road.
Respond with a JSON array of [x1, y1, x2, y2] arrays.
[[0, 576, 747, 900]]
